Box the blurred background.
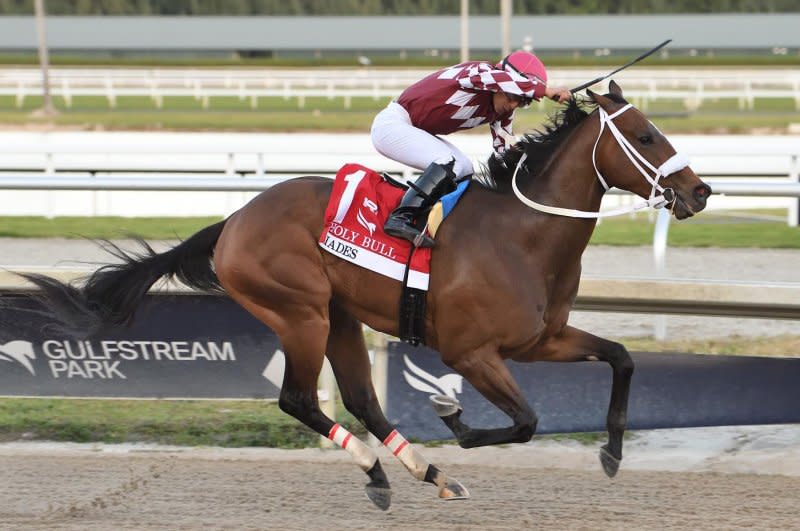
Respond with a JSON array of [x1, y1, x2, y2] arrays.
[[0, 1, 798, 133]]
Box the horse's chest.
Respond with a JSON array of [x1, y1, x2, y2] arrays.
[[498, 274, 576, 343], [529, 298, 571, 336]]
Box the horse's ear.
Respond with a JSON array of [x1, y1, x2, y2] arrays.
[[587, 88, 613, 110], [608, 80, 623, 98]]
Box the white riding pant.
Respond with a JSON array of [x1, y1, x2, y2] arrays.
[[370, 102, 474, 179]]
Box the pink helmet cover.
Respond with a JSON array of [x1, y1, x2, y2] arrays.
[[498, 51, 548, 100]]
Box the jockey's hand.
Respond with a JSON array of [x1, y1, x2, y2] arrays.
[[545, 86, 572, 104]]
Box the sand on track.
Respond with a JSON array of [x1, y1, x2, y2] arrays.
[[2, 429, 800, 531]]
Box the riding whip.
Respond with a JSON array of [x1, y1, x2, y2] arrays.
[[569, 39, 672, 94]]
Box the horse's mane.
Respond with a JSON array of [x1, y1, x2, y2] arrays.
[[476, 96, 621, 193]]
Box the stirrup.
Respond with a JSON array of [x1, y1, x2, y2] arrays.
[[384, 218, 435, 248]]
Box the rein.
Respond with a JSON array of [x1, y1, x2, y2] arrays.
[[511, 103, 690, 219]]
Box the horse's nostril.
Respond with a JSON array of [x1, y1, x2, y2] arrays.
[[694, 184, 712, 201]]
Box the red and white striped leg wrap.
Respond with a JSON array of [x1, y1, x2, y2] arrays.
[[383, 429, 429, 481], [328, 424, 377, 472]]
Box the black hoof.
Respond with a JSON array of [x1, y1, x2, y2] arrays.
[[438, 477, 470, 500], [365, 484, 392, 511], [599, 445, 621, 478]]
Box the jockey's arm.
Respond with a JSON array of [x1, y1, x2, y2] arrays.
[[490, 116, 516, 158], [457, 66, 538, 100], [459, 64, 570, 106]]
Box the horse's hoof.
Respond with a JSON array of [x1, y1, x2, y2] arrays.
[[430, 395, 462, 418], [365, 484, 392, 511], [599, 445, 621, 478], [438, 477, 470, 501]]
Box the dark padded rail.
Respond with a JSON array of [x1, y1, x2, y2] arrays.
[[386, 341, 800, 439]]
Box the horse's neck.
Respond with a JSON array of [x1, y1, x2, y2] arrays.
[[521, 115, 604, 214], [514, 116, 604, 264]]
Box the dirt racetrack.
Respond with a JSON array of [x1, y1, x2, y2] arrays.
[[2, 434, 799, 531]]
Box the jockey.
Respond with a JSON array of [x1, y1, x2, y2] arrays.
[[371, 50, 572, 247]]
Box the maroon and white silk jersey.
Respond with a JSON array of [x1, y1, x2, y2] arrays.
[[396, 61, 543, 155]]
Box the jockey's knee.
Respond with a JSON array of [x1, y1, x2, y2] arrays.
[[452, 157, 474, 179], [432, 154, 472, 179]]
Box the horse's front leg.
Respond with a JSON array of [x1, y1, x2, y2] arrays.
[[436, 347, 538, 448], [528, 325, 634, 478]]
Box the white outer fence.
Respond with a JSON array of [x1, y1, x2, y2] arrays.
[[0, 132, 797, 224], [2, 67, 800, 110]]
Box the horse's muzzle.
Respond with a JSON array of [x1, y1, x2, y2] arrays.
[[694, 183, 712, 209], [672, 182, 712, 219]]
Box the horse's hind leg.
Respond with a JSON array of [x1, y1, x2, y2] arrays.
[[436, 347, 539, 448], [274, 315, 398, 510], [326, 303, 469, 501], [224, 286, 389, 509], [214, 198, 395, 509], [531, 325, 634, 478]]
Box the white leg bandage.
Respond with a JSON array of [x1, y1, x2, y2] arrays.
[[328, 424, 378, 472], [383, 429, 430, 481]]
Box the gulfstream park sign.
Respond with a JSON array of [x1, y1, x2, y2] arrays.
[[0, 293, 288, 399], [2, 292, 800, 436], [2, 339, 236, 379]]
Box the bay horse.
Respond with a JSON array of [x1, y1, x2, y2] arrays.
[[21, 82, 711, 510]]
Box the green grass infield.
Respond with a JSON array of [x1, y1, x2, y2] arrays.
[[1, 210, 797, 248], [2, 94, 800, 134]]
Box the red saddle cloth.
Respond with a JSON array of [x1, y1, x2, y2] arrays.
[[318, 163, 432, 290]]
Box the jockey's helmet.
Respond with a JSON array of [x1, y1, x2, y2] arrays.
[[498, 51, 547, 101]]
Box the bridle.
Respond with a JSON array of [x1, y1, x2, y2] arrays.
[[511, 102, 690, 218]]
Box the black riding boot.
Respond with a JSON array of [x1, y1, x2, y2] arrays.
[[384, 161, 458, 247]]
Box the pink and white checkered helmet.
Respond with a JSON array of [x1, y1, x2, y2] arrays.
[[498, 51, 548, 100]]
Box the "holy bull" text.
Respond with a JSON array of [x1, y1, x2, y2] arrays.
[[327, 223, 398, 259]]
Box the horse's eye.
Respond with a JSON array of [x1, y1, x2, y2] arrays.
[[638, 135, 653, 145]]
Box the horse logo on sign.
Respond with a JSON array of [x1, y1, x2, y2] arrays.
[[402, 354, 463, 399], [0, 340, 36, 375]]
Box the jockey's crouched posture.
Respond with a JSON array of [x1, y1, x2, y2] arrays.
[[371, 51, 572, 247]]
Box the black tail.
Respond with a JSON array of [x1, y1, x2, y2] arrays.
[[19, 220, 227, 337]]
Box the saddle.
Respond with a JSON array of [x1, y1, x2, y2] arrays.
[[318, 164, 469, 345]]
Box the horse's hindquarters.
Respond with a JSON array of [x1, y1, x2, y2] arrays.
[[214, 177, 335, 336]]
